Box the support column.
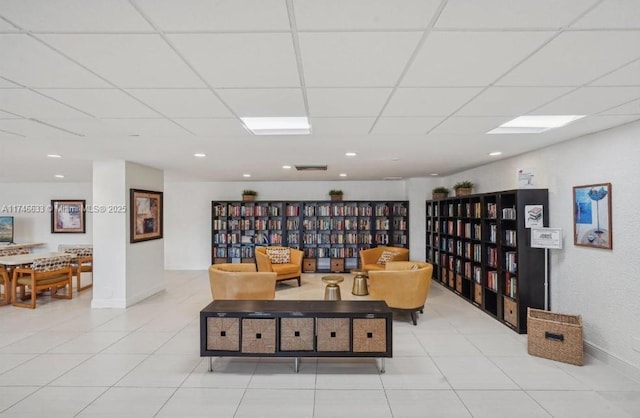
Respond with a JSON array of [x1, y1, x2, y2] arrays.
[[91, 160, 164, 308]]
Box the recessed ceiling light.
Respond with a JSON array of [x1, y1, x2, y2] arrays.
[[47, 154, 62, 158], [243, 174, 251, 178], [339, 173, 347, 177], [54, 174, 64, 178], [487, 115, 585, 134], [345, 152, 357, 157], [240, 117, 311, 135], [489, 151, 502, 156], [431, 173, 439, 176], [194, 153, 206, 158], [282, 165, 292, 169]]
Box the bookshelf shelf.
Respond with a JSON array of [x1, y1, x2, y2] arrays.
[[213, 200, 409, 273], [426, 189, 548, 333]]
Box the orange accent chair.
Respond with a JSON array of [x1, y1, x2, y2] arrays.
[[368, 261, 434, 325], [359, 246, 410, 272], [208, 263, 277, 300], [254, 246, 303, 286]]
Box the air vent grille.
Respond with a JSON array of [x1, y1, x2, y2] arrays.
[[295, 165, 327, 171]]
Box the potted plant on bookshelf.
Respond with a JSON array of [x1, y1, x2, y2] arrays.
[[329, 189, 344, 201], [453, 181, 474, 196], [432, 187, 450, 200], [242, 189, 257, 202]]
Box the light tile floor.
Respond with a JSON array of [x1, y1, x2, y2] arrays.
[[1, 270, 639, 417]]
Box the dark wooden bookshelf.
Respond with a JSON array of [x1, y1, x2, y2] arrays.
[[212, 200, 409, 273], [426, 189, 548, 333]]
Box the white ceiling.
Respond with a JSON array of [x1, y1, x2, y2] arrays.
[[1, 0, 639, 183]]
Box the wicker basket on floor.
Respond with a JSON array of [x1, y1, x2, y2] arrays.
[[527, 308, 584, 366]]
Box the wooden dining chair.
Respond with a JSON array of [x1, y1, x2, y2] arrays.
[[0, 266, 10, 306], [11, 255, 73, 309]]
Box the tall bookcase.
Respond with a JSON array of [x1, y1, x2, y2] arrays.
[[426, 189, 548, 333], [212, 200, 409, 273]]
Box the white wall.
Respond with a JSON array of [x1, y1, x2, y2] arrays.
[[439, 120, 640, 372], [164, 180, 410, 269], [0, 182, 92, 251]]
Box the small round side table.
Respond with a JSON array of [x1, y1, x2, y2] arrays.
[[322, 275, 344, 300], [350, 269, 369, 296]]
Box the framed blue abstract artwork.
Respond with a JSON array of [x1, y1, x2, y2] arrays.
[[573, 183, 612, 249]]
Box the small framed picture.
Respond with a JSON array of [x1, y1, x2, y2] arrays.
[[51, 200, 86, 233], [130, 189, 163, 243], [573, 183, 612, 249]]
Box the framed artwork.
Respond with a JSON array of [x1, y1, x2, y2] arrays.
[[573, 183, 612, 249], [51, 200, 86, 233], [130, 189, 163, 243]]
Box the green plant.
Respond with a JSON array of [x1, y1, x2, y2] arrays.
[[453, 181, 474, 190], [432, 186, 450, 194], [329, 189, 344, 196], [242, 189, 257, 196]]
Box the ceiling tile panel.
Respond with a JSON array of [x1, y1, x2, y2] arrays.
[[168, 34, 300, 88], [429, 116, 510, 135], [499, 31, 640, 86], [309, 117, 376, 135], [436, 0, 596, 29], [135, 0, 290, 31], [173, 118, 250, 137], [294, 0, 440, 30], [0, 34, 109, 88], [456, 86, 573, 116], [532, 87, 640, 115], [402, 31, 554, 86], [40, 118, 132, 137], [40, 34, 205, 88], [299, 32, 422, 87], [383, 87, 482, 116], [216, 89, 305, 117], [591, 59, 640, 86], [129, 89, 233, 118], [101, 118, 191, 137], [307, 88, 392, 117], [0, 0, 153, 31], [0, 118, 82, 138], [371, 117, 442, 134], [38, 89, 160, 118], [0, 89, 90, 119], [602, 99, 640, 115], [572, 0, 640, 29]]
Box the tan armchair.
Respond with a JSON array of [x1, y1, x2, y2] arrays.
[[359, 246, 410, 272], [11, 255, 73, 309], [368, 261, 434, 325], [208, 263, 277, 300], [255, 246, 303, 286]]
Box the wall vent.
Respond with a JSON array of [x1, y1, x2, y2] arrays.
[[295, 165, 327, 171]]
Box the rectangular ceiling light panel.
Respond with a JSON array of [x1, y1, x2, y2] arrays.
[[487, 115, 585, 134], [241, 116, 311, 135]]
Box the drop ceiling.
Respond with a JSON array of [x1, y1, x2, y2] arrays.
[[0, 0, 639, 182]]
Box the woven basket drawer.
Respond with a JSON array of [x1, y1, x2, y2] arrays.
[[280, 317, 315, 351], [206, 317, 240, 351], [352, 318, 387, 353], [473, 284, 482, 304], [317, 317, 350, 352], [503, 296, 518, 328], [527, 308, 584, 366], [241, 318, 276, 354]]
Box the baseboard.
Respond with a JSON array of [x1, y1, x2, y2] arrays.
[[584, 341, 640, 383]]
